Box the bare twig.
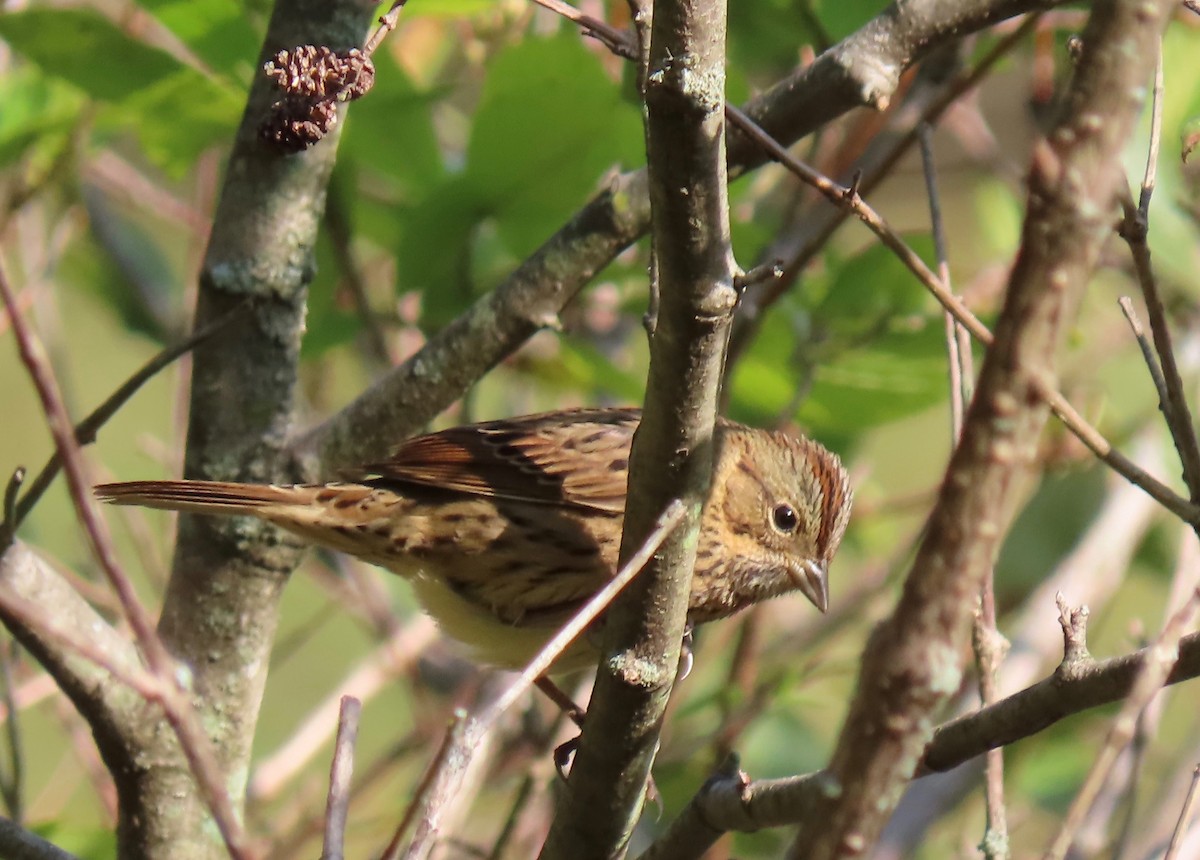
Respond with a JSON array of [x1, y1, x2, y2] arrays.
[[1043, 591, 1200, 859], [0, 642, 23, 822], [1138, 49, 1164, 220], [919, 118, 1008, 859], [380, 708, 468, 860], [529, 0, 637, 59], [0, 263, 249, 858], [251, 617, 438, 800], [8, 300, 245, 531], [0, 591, 165, 729], [477, 500, 685, 731], [733, 261, 783, 292], [363, 0, 409, 56], [320, 696, 361, 860], [266, 736, 425, 860], [1119, 297, 1172, 407], [638, 627, 1200, 857], [1165, 765, 1200, 860], [0, 470, 20, 551], [1114, 41, 1200, 507], [724, 103, 1199, 527], [1119, 251, 1200, 500], [731, 14, 1039, 360]]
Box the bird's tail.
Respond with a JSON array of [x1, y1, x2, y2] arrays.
[[94, 480, 320, 516]]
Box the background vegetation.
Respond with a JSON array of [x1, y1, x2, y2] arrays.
[[0, 0, 1198, 857]]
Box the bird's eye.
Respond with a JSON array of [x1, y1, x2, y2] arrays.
[[772, 503, 799, 533]]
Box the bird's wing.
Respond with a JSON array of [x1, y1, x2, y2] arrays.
[[362, 408, 640, 514]]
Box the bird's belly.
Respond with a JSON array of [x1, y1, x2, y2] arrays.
[[407, 572, 597, 672]]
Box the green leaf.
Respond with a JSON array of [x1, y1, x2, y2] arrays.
[[341, 52, 444, 196], [797, 320, 951, 434], [541, 338, 646, 402], [302, 233, 362, 358], [404, 0, 504, 17], [105, 71, 243, 173], [397, 176, 483, 324], [814, 238, 936, 336], [32, 821, 116, 860], [137, 0, 261, 80], [0, 67, 82, 168], [973, 179, 1023, 260], [465, 31, 642, 256], [0, 8, 188, 101]]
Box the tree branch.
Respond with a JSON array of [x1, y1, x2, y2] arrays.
[[788, 1, 1173, 856], [144, 1, 376, 856], [540, 0, 737, 854], [638, 628, 1200, 858]]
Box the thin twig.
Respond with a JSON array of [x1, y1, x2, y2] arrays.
[[0, 590, 166, 723], [1117, 203, 1200, 502], [363, 0, 409, 56], [1165, 765, 1200, 860], [380, 708, 469, 860], [529, 0, 637, 59], [919, 124, 967, 436], [1138, 49, 1164, 220], [733, 261, 783, 292], [1043, 588, 1200, 860], [320, 696, 362, 860], [9, 300, 245, 531], [1119, 297, 1171, 406], [919, 119, 1008, 860], [0, 263, 250, 858], [0, 470, 21, 549], [487, 774, 536, 860], [730, 15, 1040, 364], [0, 642, 22, 822], [251, 616, 437, 800], [1114, 40, 1200, 506], [724, 104, 1200, 527], [266, 736, 425, 860], [477, 499, 686, 731]]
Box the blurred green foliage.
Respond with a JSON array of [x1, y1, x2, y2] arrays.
[[1, 0, 1199, 857]]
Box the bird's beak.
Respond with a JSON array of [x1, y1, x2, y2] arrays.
[[790, 559, 829, 613]]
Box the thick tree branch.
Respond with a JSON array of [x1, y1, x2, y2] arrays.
[[924, 627, 1200, 777], [731, 0, 1066, 173], [639, 629, 1200, 859], [140, 1, 375, 857], [539, 0, 737, 855], [0, 543, 146, 777], [787, 1, 1173, 856]]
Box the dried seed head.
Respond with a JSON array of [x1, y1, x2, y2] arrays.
[[258, 45, 375, 152]]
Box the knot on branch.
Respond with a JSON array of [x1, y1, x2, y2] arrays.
[[1055, 592, 1092, 679]]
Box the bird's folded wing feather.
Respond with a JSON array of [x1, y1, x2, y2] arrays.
[[362, 408, 640, 514]]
